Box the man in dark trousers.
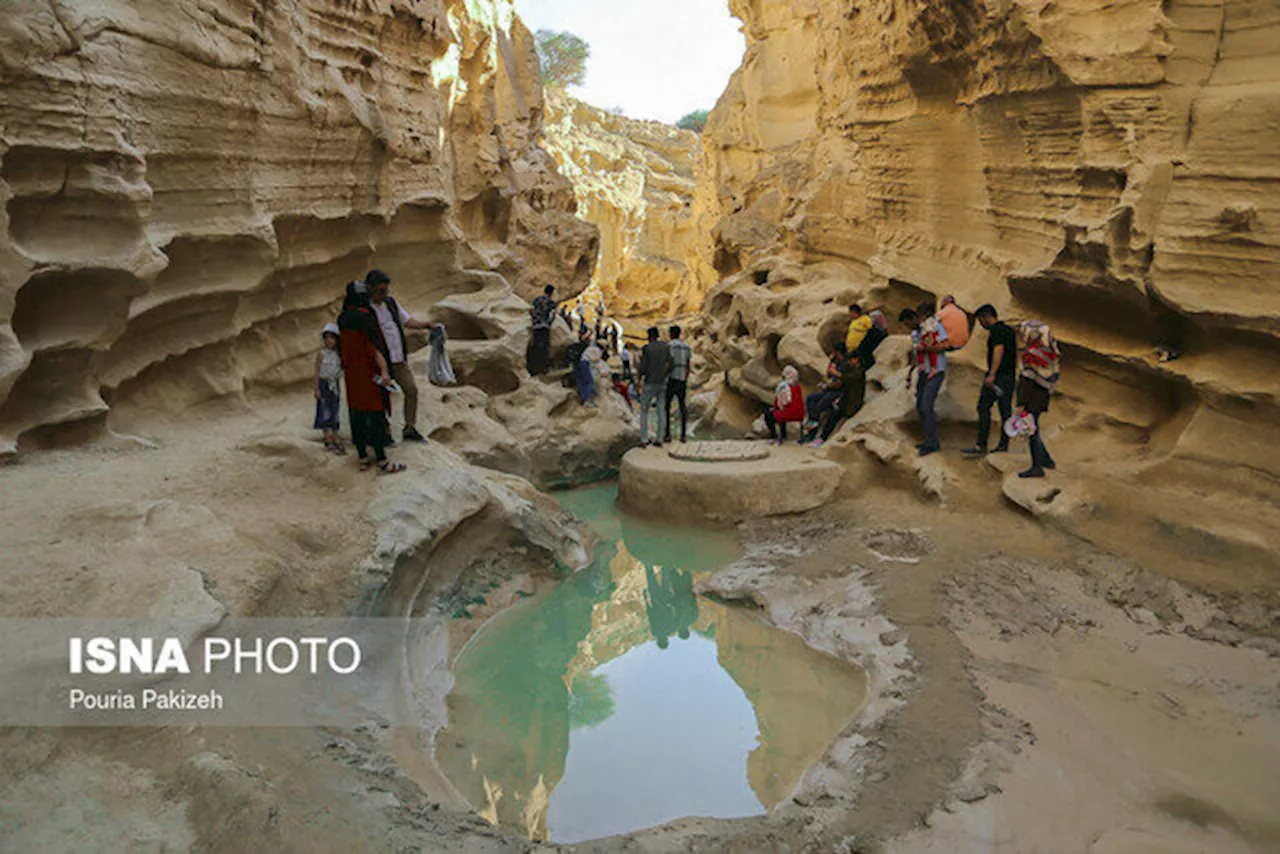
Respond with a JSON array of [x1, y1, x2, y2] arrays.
[[664, 325, 692, 443], [365, 269, 436, 443], [964, 304, 1017, 457], [637, 326, 670, 446], [527, 284, 556, 375]]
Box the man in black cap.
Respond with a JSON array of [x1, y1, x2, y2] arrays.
[[365, 269, 435, 443]]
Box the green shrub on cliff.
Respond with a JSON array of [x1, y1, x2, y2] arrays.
[[535, 30, 590, 90], [676, 109, 710, 132]]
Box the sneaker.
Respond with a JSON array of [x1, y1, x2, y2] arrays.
[[992, 443, 1010, 454], [918, 445, 940, 457], [1018, 467, 1046, 478], [403, 428, 427, 443], [808, 439, 825, 448], [961, 445, 987, 457]]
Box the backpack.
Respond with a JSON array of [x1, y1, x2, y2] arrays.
[[937, 303, 971, 349], [855, 325, 889, 370]]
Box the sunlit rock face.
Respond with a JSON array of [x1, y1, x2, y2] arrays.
[[695, 0, 1280, 571], [0, 0, 599, 452], [542, 93, 714, 327]]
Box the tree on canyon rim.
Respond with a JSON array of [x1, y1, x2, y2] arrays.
[[676, 109, 710, 132], [535, 29, 590, 89]]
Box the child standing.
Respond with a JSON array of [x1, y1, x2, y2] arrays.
[[314, 323, 345, 453]]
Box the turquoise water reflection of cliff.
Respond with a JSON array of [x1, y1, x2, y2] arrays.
[[434, 484, 867, 844]]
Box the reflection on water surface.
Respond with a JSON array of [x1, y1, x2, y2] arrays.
[[435, 484, 867, 843]]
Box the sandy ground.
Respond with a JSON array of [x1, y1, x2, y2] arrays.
[[1, 391, 1278, 852]]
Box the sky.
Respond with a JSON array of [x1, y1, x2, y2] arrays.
[[513, 0, 745, 125]]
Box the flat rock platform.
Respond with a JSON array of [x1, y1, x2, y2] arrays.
[[618, 441, 842, 524]]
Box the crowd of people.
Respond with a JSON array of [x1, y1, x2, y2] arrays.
[[763, 296, 1062, 479], [315, 273, 1061, 482], [524, 286, 694, 445], [311, 269, 456, 474]]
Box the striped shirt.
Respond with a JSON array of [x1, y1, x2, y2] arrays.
[[668, 339, 692, 382]]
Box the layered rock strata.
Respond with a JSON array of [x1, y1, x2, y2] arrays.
[[0, 0, 599, 454], [542, 93, 714, 326], [694, 0, 1280, 575]]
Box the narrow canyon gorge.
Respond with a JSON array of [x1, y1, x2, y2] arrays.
[[1, 0, 1278, 852]]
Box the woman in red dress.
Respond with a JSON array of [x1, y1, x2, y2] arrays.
[[338, 280, 406, 474]]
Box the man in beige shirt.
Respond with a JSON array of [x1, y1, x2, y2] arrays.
[[365, 269, 437, 443]]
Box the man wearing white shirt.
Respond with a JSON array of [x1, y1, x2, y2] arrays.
[[365, 269, 436, 443]]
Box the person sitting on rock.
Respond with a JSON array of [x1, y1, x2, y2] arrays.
[[764, 365, 805, 445], [806, 313, 889, 447], [804, 342, 851, 442]]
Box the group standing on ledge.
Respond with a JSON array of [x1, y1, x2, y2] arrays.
[[524, 285, 694, 446], [761, 296, 1061, 479], [313, 272, 1062, 482], [311, 269, 456, 475]]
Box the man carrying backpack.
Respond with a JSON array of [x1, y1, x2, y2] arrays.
[[664, 325, 692, 443]]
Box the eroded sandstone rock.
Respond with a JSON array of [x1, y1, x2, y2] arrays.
[[618, 443, 841, 524], [0, 0, 599, 454], [692, 0, 1280, 570], [542, 93, 714, 327]]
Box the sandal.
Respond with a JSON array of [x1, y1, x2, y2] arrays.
[[330, 441, 347, 456], [358, 458, 375, 471], [377, 461, 406, 475]]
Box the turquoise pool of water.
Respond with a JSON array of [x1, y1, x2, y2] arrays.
[[434, 483, 867, 844]]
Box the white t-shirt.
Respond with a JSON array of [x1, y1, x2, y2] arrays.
[[371, 300, 411, 364]]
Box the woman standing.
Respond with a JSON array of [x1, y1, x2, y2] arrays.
[[1016, 320, 1060, 478], [764, 365, 805, 445], [338, 280, 405, 474]]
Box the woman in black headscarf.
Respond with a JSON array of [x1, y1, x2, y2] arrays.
[[338, 280, 404, 473]]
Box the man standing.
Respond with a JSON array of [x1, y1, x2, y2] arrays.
[[899, 306, 950, 456], [637, 326, 670, 446], [365, 269, 434, 443], [528, 284, 556, 375], [964, 305, 1017, 457], [665, 325, 692, 443]]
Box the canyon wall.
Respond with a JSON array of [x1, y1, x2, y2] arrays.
[[696, 0, 1280, 576], [542, 93, 713, 326], [0, 0, 599, 454]]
